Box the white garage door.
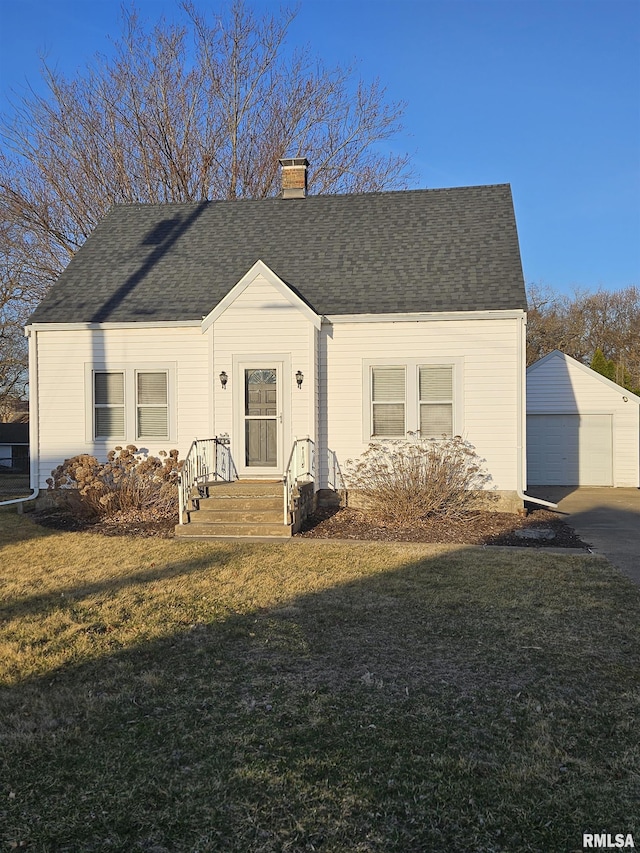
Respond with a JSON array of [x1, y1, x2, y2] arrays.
[[527, 413, 613, 486]]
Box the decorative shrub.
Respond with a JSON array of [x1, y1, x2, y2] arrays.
[[47, 445, 181, 519], [345, 436, 493, 524]]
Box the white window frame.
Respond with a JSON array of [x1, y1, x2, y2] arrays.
[[370, 365, 406, 437], [85, 363, 176, 444], [93, 370, 126, 441], [135, 370, 170, 440], [362, 358, 463, 441], [419, 365, 455, 439]]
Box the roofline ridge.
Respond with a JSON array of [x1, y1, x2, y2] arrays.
[[106, 182, 514, 211]]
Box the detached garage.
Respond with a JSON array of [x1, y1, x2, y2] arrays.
[[527, 350, 640, 488]]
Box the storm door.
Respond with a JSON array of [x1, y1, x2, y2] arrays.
[[244, 367, 280, 469]]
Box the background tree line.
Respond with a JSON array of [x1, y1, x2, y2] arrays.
[[526, 284, 640, 394]]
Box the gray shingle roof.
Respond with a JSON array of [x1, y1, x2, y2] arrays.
[[28, 184, 526, 324]]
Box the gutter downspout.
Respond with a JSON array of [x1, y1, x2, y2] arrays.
[[516, 311, 557, 510], [0, 326, 40, 508]]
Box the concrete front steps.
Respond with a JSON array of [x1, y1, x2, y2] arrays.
[[175, 480, 291, 539]]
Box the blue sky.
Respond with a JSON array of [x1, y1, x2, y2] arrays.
[[1, 0, 638, 294]]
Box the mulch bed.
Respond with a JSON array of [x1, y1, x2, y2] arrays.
[[31, 507, 177, 538], [31, 504, 590, 549], [296, 506, 589, 549]]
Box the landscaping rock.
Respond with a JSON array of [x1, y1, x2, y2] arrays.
[[514, 527, 556, 541]]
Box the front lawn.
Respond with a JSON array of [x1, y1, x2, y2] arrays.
[[1, 511, 638, 852]]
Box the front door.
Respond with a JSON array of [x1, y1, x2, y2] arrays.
[[245, 366, 278, 467], [236, 363, 284, 476]]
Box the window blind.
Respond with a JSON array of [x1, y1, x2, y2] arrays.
[[372, 366, 405, 436], [419, 366, 453, 438], [420, 403, 453, 438], [419, 366, 453, 400], [137, 372, 168, 404], [137, 372, 168, 437], [95, 408, 125, 437], [95, 372, 124, 405], [94, 372, 125, 437]]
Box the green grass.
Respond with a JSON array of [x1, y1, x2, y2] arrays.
[[1, 509, 639, 852]]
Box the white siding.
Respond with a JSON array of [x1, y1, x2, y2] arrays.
[[527, 352, 640, 487], [33, 302, 525, 494], [319, 316, 522, 492], [211, 273, 317, 475], [34, 326, 209, 488]]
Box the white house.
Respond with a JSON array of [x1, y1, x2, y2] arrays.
[[26, 159, 536, 535], [527, 350, 640, 487]]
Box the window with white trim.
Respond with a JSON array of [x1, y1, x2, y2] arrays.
[[136, 371, 169, 438], [94, 371, 125, 439], [419, 366, 453, 438], [88, 364, 174, 443], [365, 361, 459, 439], [371, 366, 406, 436]]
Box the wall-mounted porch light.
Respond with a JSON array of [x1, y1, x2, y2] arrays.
[[219, 371, 228, 389], [296, 370, 304, 389]]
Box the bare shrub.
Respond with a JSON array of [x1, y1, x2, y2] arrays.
[[47, 446, 181, 519], [345, 436, 493, 524]]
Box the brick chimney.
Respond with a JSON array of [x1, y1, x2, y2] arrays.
[[279, 157, 309, 198]]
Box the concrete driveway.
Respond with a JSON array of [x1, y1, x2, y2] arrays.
[[529, 487, 640, 585]]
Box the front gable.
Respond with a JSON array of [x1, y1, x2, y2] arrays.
[[201, 260, 321, 332], [528, 350, 640, 404]]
